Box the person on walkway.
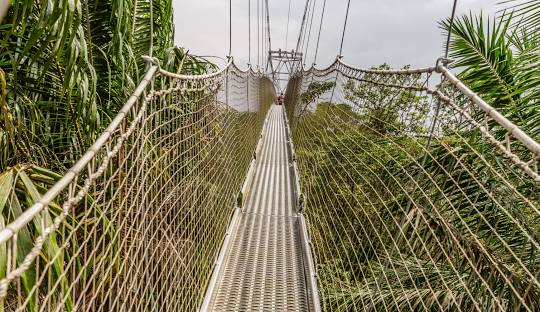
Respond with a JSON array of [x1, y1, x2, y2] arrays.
[[277, 92, 284, 105]]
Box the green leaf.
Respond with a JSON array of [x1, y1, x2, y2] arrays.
[[0, 170, 13, 214]]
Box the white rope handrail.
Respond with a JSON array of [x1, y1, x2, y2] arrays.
[[437, 64, 540, 158], [0, 66, 159, 244], [0, 56, 277, 312], [284, 58, 540, 311]]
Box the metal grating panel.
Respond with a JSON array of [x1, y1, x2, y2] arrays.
[[207, 105, 310, 311]]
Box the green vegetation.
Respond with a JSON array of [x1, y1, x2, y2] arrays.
[[0, 0, 538, 310], [0, 1, 227, 310], [290, 5, 540, 311], [441, 11, 540, 136], [0, 0, 215, 172]]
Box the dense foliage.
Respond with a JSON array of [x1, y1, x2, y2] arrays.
[[0, 0, 216, 172], [0, 0, 216, 249], [0, 1, 221, 310], [290, 6, 540, 311]]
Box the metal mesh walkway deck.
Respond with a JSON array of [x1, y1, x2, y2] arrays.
[[205, 105, 312, 311]]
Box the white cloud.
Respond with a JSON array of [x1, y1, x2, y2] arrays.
[[173, 0, 498, 70]]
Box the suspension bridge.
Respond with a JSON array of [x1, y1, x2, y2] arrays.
[[2, 1, 540, 311]]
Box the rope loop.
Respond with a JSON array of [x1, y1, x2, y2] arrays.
[[142, 55, 161, 70], [435, 57, 454, 72]]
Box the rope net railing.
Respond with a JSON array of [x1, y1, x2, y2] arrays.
[[0, 61, 275, 311], [285, 59, 540, 311]]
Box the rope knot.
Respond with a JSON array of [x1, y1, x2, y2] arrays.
[[435, 57, 454, 72], [142, 55, 161, 69]]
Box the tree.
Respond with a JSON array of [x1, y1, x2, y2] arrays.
[[291, 39, 540, 309], [0, 2, 216, 310], [440, 12, 540, 137]]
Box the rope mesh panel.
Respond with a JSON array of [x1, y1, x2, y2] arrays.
[[2, 51, 540, 312], [0, 62, 274, 311], [285, 59, 540, 311]]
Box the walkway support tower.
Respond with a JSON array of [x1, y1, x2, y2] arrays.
[[268, 49, 303, 90]]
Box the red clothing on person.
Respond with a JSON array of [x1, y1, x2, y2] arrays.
[[277, 95, 284, 105]]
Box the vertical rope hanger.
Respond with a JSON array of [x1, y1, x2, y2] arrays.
[[262, 0, 266, 70], [422, 0, 459, 164], [264, 0, 272, 71], [302, 0, 317, 66], [295, 0, 311, 54], [444, 0, 459, 59], [329, 0, 352, 103], [298, 0, 314, 64], [257, 0, 260, 68], [338, 0, 351, 57], [229, 0, 232, 56], [295, 0, 311, 71], [248, 0, 251, 65], [226, 0, 232, 115], [261, 0, 265, 68], [285, 0, 292, 50], [313, 0, 327, 66], [247, 0, 251, 112]]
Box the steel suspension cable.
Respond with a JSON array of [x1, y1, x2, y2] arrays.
[[303, 0, 317, 66], [329, 0, 352, 103], [295, 0, 310, 69], [262, 0, 266, 70], [248, 0, 251, 65], [444, 0, 459, 59], [264, 0, 272, 72], [421, 0, 459, 165], [313, 0, 327, 65], [299, 0, 314, 63], [257, 0, 260, 68], [285, 0, 292, 50], [229, 0, 232, 56], [338, 0, 351, 56]]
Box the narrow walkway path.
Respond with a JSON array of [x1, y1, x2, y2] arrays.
[[207, 105, 310, 311]]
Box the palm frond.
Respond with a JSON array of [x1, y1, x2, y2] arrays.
[[440, 13, 517, 108], [499, 0, 540, 33]]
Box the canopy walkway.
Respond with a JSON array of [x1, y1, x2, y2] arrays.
[[203, 105, 317, 311], [2, 43, 540, 312]]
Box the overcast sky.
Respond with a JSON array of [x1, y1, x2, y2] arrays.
[[173, 0, 499, 70]]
